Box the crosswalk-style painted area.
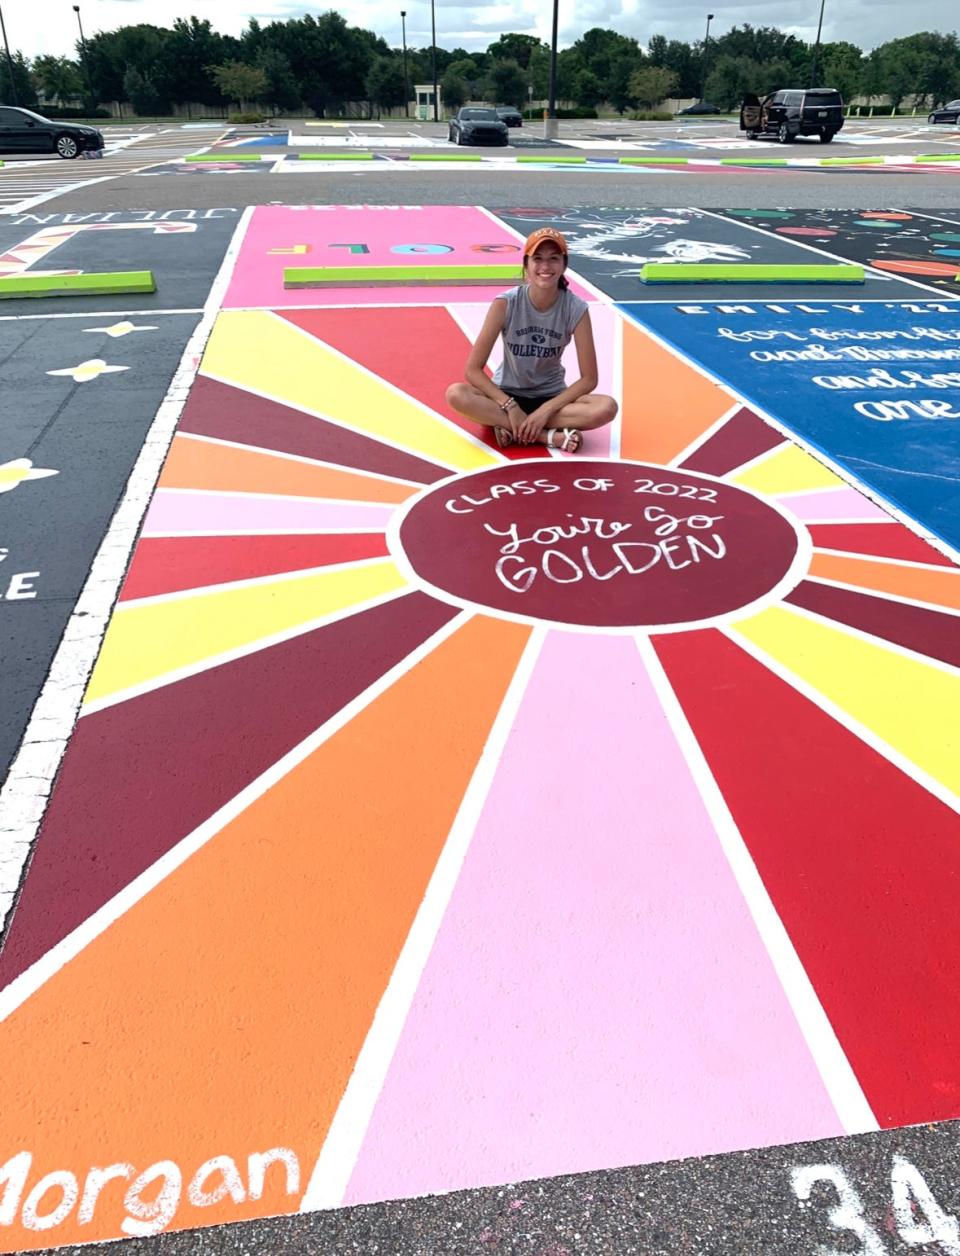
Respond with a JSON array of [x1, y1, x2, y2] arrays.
[[0, 129, 226, 214], [1, 204, 960, 1251]]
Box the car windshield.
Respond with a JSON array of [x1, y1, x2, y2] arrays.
[[462, 109, 498, 120], [948, 101, 960, 109]]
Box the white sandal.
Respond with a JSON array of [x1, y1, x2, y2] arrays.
[[547, 428, 582, 453]]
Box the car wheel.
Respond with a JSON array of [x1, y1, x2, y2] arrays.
[[819, 129, 835, 143], [928, 114, 937, 124], [747, 129, 759, 140], [777, 123, 794, 144], [55, 134, 80, 159]]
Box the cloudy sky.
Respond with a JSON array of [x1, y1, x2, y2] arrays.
[[12, 0, 955, 62]]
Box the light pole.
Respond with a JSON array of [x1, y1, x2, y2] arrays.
[[429, 0, 438, 122], [700, 12, 714, 102], [72, 4, 93, 108], [809, 0, 826, 87], [0, 2, 18, 106], [400, 10, 409, 118], [546, 0, 559, 136]]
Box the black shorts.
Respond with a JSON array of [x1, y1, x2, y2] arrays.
[[504, 391, 561, 416]]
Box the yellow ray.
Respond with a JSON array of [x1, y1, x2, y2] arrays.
[[731, 444, 843, 495], [201, 310, 497, 472], [731, 603, 960, 798], [84, 560, 408, 706]]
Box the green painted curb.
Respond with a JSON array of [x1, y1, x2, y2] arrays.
[[819, 156, 885, 165], [720, 157, 788, 166], [0, 270, 156, 298], [297, 151, 374, 160], [185, 153, 263, 162], [285, 264, 521, 288], [516, 155, 586, 163], [619, 156, 688, 164], [410, 152, 482, 161], [915, 154, 960, 163], [640, 262, 864, 284]]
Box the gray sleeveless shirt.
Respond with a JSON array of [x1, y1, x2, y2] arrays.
[[491, 284, 589, 398]]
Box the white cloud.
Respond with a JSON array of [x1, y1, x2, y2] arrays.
[[8, 0, 956, 64]]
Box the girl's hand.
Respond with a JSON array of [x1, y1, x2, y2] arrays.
[[517, 406, 550, 445]]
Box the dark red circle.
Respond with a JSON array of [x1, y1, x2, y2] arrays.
[[395, 460, 802, 629]]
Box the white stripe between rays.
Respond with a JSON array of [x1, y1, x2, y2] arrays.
[[803, 572, 960, 620], [426, 301, 511, 467], [635, 634, 878, 1136], [769, 596, 960, 682], [268, 310, 502, 465], [721, 624, 960, 819], [667, 401, 744, 469], [173, 431, 426, 490], [0, 610, 474, 1025], [80, 575, 411, 720], [299, 625, 546, 1212]]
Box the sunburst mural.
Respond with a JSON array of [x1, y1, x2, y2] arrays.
[[0, 207, 959, 1250]]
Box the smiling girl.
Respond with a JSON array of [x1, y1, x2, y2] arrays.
[[445, 227, 618, 454]]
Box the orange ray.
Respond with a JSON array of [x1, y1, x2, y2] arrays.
[[620, 320, 733, 464], [809, 552, 960, 613], [157, 436, 415, 505], [0, 614, 530, 1250]]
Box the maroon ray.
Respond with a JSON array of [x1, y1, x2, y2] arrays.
[[678, 406, 786, 477], [179, 375, 449, 484], [786, 578, 960, 670], [0, 591, 459, 989]]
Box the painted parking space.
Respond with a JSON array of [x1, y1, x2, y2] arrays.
[[1, 205, 960, 1251], [0, 207, 239, 816]]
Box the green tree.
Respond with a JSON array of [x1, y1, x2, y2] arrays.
[[647, 36, 699, 97], [255, 47, 301, 113], [487, 57, 527, 107], [84, 24, 168, 104], [0, 51, 37, 107], [440, 70, 468, 111], [365, 55, 406, 111], [629, 64, 678, 108], [609, 49, 644, 113], [209, 60, 267, 109], [819, 42, 862, 100], [33, 55, 83, 106], [571, 28, 640, 85], [573, 67, 602, 110], [123, 66, 163, 115], [485, 34, 544, 71]]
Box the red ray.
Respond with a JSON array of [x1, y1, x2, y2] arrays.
[[654, 627, 960, 1129], [119, 534, 389, 602], [280, 307, 549, 460], [809, 523, 958, 570], [678, 405, 785, 476]]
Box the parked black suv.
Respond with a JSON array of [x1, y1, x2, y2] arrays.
[[740, 88, 844, 143], [0, 106, 105, 159]]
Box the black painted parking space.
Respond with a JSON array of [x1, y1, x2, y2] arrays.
[[713, 207, 960, 296], [0, 313, 200, 777], [0, 209, 241, 315], [492, 206, 931, 302]]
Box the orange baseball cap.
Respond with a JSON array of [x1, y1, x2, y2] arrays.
[[523, 227, 569, 258]]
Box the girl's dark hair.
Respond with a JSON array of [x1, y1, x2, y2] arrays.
[[522, 255, 569, 290]]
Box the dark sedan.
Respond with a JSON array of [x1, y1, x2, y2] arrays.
[[496, 106, 523, 127], [0, 106, 104, 158], [677, 101, 722, 115], [928, 100, 960, 125], [448, 108, 509, 146]]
